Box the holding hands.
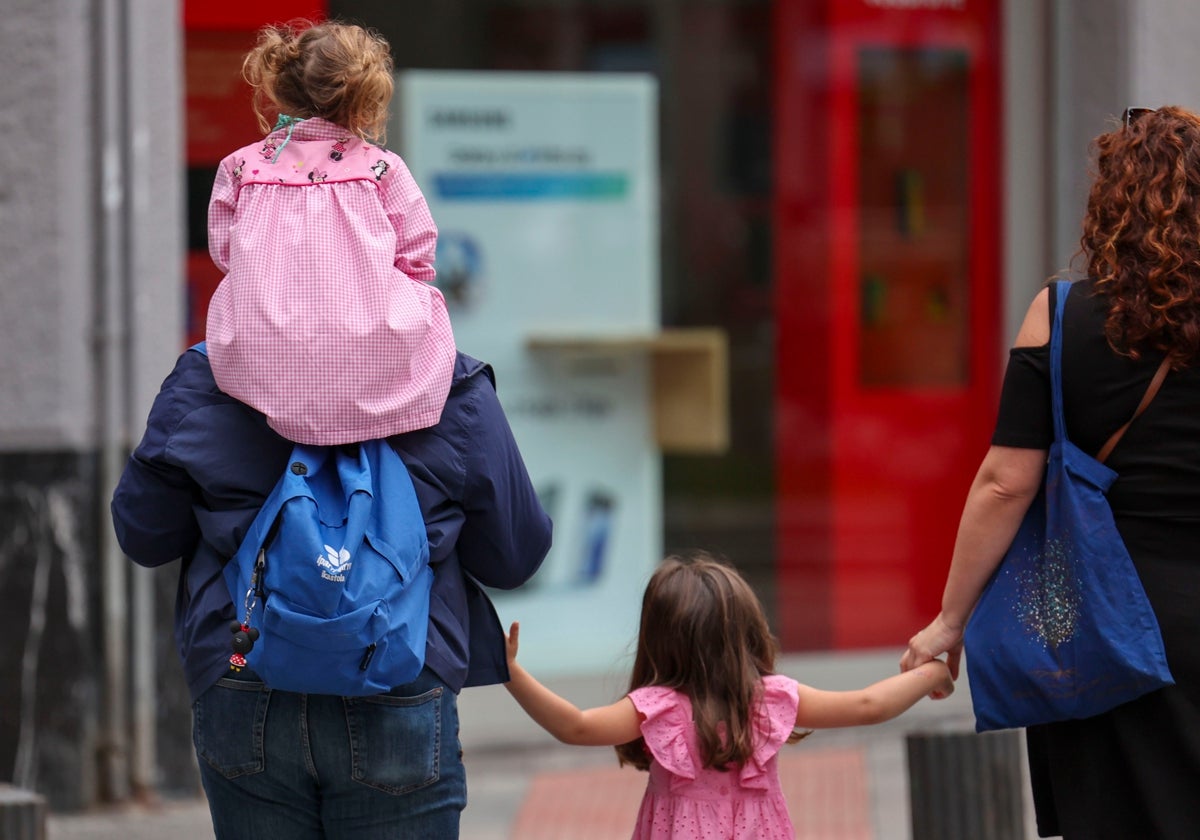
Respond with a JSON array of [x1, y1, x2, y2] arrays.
[[900, 612, 964, 698]]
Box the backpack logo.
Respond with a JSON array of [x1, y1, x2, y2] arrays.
[[318, 545, 352, 581]]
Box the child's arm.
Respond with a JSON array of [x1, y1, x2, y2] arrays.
[[504, 622, 642, 747], [208, 157, 237, 274], [380, 155, 438, 283], [793, 659, 954, 729]]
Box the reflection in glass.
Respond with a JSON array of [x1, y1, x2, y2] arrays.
[[857, 48, 970, 388]]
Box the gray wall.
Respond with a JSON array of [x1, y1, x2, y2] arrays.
[[0, 1, 96, 449], [1129, 1, 1200, 111], [0, 0, 185, 810]]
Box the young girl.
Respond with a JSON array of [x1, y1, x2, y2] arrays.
[[504, 553, 954, 839], [205, 20, 455, 446]]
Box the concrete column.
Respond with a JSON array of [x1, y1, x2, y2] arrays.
[[1002, 0, 1053, 344], [1047, 0, 1200, 281], [1127, 0, 1200, 110], [0, 0, 182, 810], [1049, 0, 1132, 275]]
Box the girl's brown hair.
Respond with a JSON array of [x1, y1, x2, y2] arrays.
[[242, 20, 394, 143], [614, 553, 802, 772], [1082, 105, 1200, 366]]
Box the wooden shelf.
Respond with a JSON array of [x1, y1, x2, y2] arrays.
[[526, 328, 729, 454]]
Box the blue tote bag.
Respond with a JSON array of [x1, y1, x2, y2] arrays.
[[964, 281, 1174, 733]]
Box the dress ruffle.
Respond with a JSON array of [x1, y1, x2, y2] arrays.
[[739, 675, 801, 790], [630, 686, 698, 779], [627, 678, 801, 840]]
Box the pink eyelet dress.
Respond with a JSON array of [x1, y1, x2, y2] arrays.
[[205, 117, 455, 445], [627, 675, 800, 839]]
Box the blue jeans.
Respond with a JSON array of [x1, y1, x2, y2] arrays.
[[193, 667, 466, 839]]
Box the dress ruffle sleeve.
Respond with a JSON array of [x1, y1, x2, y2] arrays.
[[738, 675, 801, 790], [629, 686, 697, 780]]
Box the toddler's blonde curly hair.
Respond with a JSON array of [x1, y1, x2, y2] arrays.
[[242, 19, 394, 143]]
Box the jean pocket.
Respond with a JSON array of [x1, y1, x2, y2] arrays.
[[345, 686, 443, 795], [193, 676, 270, 779]]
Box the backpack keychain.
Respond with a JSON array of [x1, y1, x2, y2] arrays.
[[229, 549, 265, 671]]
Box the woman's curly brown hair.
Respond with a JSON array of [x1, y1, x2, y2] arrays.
[[242, 19, 394, 143], [1082, 105, 1200, 367]]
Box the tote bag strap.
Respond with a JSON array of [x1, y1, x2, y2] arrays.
[[1053, 280, 1172, 464], [1095, 354, 1171, 464], [1049, 281, 1070, 444]]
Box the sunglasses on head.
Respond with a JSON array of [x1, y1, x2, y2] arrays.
[[1123, 106, 1156, 127]]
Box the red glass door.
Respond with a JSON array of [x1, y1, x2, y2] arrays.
[[775, 0, 1001, 649]]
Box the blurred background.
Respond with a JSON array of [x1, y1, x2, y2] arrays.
[[3, 0, 1200, 817]]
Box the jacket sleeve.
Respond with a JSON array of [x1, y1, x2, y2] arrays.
[[111, 362, 200, 567], [457, 376, 552, 590], [379, 153, 438, 283]]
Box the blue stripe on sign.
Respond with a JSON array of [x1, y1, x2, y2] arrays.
[[433, 173, 628, 201]]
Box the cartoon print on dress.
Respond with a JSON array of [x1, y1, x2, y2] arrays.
[[330, 138, 348, 161], [308, 168, 327, 183], [231, 157, 246, 181], [370, 159, 389, 181], [259, 139, 278, 161]]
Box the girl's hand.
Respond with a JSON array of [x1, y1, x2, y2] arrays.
[[505, 621, 521, 668], [923, 659, 956, 700]]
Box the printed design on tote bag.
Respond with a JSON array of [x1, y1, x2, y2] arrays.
[[1014, 534, 1082, 651]]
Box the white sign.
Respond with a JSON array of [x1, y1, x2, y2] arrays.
[[396, 72, 661, 677]]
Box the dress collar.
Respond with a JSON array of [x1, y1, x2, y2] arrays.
[[267, 117, 358, 144]]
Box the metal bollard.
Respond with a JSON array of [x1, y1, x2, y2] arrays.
[[0, 784, 47, 840], [906, 729, 1024, 840]]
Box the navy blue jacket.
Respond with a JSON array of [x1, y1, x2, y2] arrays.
[[111, 348, 551, 700]]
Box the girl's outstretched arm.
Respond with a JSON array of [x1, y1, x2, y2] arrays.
[[504, 622, 642, 747], [793, 659, 954, 729]]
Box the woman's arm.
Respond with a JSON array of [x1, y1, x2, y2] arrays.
[[794, 660, 955, 729], [901, 289, 1051, 676], [503, 622, 642, 747]]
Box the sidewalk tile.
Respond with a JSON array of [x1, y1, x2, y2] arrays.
[[510, 745, 871, 840]]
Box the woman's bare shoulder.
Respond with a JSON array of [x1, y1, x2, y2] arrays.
[[1013, 287, 1051, 348]]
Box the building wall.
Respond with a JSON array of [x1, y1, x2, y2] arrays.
[[1001, 1, 1050, 343], [1050, 0, 1131, 275], [0, 2, 95, 449], [0, 0, 184, 810], [1129, 0, 1200, 111]]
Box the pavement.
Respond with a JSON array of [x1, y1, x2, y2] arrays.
[[44, 649, 1047, 839]]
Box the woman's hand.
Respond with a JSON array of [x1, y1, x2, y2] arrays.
[[901, 613, 964, 681]]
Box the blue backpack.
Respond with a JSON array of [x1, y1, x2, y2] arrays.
[[192, 343, 433, 696]]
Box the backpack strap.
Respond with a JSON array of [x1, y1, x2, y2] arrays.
[[1095, 355, 1171, 464], [190, 341, 208, 357]]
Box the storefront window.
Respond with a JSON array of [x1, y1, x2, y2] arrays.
[[330, 0, 779, 614], [857, 47, 970, 388]]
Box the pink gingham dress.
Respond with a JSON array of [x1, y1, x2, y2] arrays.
[[205, 117, 455, 445], [627, 676, 799, 840]]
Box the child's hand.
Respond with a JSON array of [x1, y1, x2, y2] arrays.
[[924, 659, 955, 700], [505, 621, 521, 669]]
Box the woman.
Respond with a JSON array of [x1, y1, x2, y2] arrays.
[[902, 105, 1200, 838]]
